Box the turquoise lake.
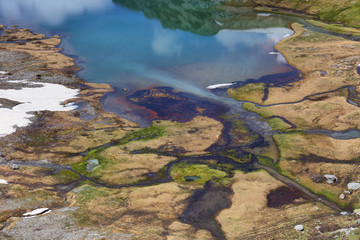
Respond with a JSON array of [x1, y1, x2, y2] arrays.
[[0, 0, 301, 122]]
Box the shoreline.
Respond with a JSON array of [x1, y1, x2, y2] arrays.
[[0, 24, 123, 138]]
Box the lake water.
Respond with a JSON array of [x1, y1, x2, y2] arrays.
[[0, 0, 298, 123]]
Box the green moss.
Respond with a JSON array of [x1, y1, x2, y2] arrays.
[[73, 124, 165, 175], [221, 150, 252, 163], [171, 162, 227, 184], [227, 83, 265, 103], [53, 170, 80, 183], [86, 154, 114, 179], [307, 19, 360, 36], [121, 125, 165, 144], [73, 185, 110, 204], [212, 177, 234, 188], [253, 0, 360, 28], [257, 155, 275, 167], [243, 102, 271, 118], [267, 117, 293, 131], [234, 120, 249, 134], [72, 161, 87, 175]]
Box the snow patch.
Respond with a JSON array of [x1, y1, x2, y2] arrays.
[[0, 179, 8, 184], [206, 83, 234, 89], [23, 208, 50, 217], [215, 20, 223, 26], [0, 80, 78, 137], [257, 13, 271, 17]]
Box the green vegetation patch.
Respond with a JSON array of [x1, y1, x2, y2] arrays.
[[171, 162, 227, 184], [257, 155, 275, 167], [121, 125, 165, 144], [243, 102, 271, 118], [253, 0, 360, 28], [273, 132, 306, 160], [53, 170, 80, 183], [227, 83, 265, 103], [308, 19, 360, 36], [72, 125, 166, 175], [73, 185, 110, 204], [268, 117, 293, 131], [221, 149, 252, 163]]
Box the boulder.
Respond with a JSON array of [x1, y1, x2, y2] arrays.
[[324, 174, 337, 184], [354, 209, 360, 215], [344, 190, 351, 195], [339, 193, 346, 200], [294, 225, 304, 231], [11, 164, 19, 170], [347, 182, 360, 191]]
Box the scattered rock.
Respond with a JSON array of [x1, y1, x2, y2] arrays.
[[347, 182, 360, 191], [340, 211, 348, 215], [324, 174, 337, 184], [294, 225, 304, 231], [353, 209, 360, 215], [313, 206, 320, 211], [339, 193, 346, 200], [344, 190, 351, 195], [11, 163, 20, 170]]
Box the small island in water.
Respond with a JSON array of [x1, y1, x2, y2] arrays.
[[1, 0, 360, 239]]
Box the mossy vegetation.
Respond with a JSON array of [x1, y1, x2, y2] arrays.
[[267, 117, 293, 131], [242, 102, 271, 118], [307, 19, 360, 36], [171, 162, 227, 184], [252, 0, 360, 29], [73, 185, 110, 204], [257, 155, 275, 167], [120, 125, 165, 144], [227, 83, 265, 103], [72, 125, 166, 176], [221, 149, 252, 163], [53, 169, 80, 183]]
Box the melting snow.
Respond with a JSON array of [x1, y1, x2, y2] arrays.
[[0, 179, 8, 184], [23, 208, 50, 217], [0, 80, 78, 137], [206, 83, 234, 89]]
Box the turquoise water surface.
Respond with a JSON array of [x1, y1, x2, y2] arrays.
[[0, 0, 298, 121]]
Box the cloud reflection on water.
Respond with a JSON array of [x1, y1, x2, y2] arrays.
[[216, 28, 293, 52], [0, 0, 112, 25], [152, 28, 183, 57]]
